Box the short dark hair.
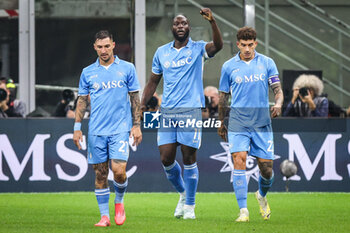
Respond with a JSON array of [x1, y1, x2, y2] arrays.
[[95, 30, 113, 41], [236, 26, 257, 41], [173, 14, 190, 25], [0, 77, 7, 84]]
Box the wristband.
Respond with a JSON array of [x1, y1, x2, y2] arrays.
[[74, 122, 82, 131]]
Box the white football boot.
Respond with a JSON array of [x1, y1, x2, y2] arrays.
[[183, 204, 196, 219], [174, 194, 186, 218]]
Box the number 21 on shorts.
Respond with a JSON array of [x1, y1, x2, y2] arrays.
[[119, 140, 129, 153], [267, 140, 273, 153]]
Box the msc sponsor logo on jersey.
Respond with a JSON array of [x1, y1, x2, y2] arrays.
[[164, 57, 193, 69], [98, 80, 125, 90], [92, 80, 125, 91], [93, 81, 124, 91], [234, 73, 266, 84]]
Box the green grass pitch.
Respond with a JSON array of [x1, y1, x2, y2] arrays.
[[0, 192, 349, 233]]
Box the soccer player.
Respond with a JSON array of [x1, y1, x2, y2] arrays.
[[217, 27, 283, 222], [141, 8, 223, 219], [73, 30, 142, 227]]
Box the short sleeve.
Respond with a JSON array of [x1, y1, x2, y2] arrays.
[[127, 64, 141, 92], [267, 58, 279, 78], [197, 40, 209, 59], [78, 72, 89, 96], [267, 58, 280, 86], [151, 49, 163, 75], [219, 64, 230, 93]]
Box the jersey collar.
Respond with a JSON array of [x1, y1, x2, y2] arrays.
[[95, 55, 120, 67], [171, 37, 193, 49], [234, 50, 260, 62]]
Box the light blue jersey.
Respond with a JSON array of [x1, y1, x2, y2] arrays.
[[152, 38, 208, 109], [219, 51, 279, 128], [78, 56, 140, 135]]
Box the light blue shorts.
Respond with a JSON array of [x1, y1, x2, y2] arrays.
[[228, 124, 274, 160], [87, 132, 130, 164], [157, 109, 202, 149]]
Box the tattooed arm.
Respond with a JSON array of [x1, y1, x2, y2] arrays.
[[270, 82, 284, 118], [218, 91, 230, 141], [130, 91, 141, 126], [73, 95, 89, 149], [129, 91, 142, 146]]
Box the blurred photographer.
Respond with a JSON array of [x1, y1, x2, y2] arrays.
[[0, 84, 8, 118], [1, 78, 27, 117], [283, 74, 328, 117], [53, 89, 76, 117], [202, 95, 210, 119], [204, 86, 219, 118]]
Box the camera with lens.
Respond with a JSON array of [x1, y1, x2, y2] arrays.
[[0, 88, 8, 102], [299, 87, 309, 97]]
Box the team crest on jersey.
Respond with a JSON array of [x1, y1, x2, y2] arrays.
[[235, 76, 243, 84], [93, 82, 100, 90], [186, 50, 192, 56], [164, 61, 171, 69], [258, 65, 265, 70]]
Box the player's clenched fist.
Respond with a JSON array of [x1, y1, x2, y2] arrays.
[[200, 8, 214, 22]]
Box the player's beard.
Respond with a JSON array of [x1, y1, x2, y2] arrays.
[[244, 53, 251, 60], [100, 53, 111, 63], [173, 30, 189, 43], [242, 51, 254, 61]]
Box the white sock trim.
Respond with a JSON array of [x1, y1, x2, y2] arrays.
[[113, 179, 128, 188], [184, 163, 197, 170], [164, 161, 178, 171]]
